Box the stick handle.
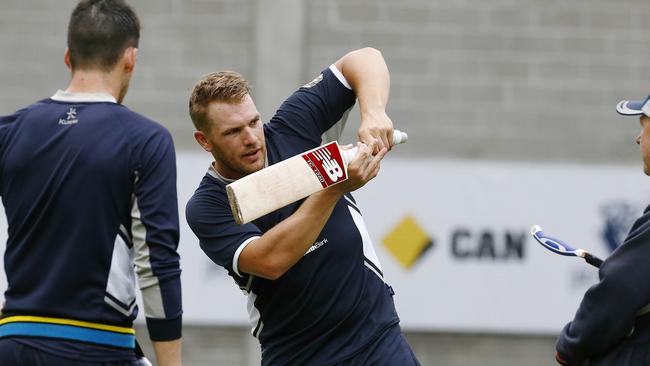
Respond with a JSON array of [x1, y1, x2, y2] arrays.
[[583, 253, 603, 268], [343, 130, 408, 164]]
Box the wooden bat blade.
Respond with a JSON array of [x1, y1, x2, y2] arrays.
[[227, 130, 408, 224], [227, 141, 347, 224]]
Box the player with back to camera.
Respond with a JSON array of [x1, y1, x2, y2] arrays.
[[185, 47, 420, 365], [554, 94, 650, 365], [0, 1, 182, 365]]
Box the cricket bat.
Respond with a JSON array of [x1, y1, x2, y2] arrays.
[[227, 130, 408, 224]]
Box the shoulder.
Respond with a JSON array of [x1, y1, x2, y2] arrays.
[[265, 65, 356, 145], [0, 100, 49, 125], [288, 66, 354, 104], [624, 206, 650, 242], [108, 107, 175, 158], [114, 106, 171, 137], [0, 102, 49, 143], [186, 174, 229, 223]]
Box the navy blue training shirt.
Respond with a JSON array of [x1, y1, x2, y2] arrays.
[[0, 91, 182, 361], [556, 204, 650, 364], [186, 66, 400, 365]]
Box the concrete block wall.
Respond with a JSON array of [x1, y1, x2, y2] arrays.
[[0, 0, 255, 149], [3, 0, 650, 163], [134, 325, 557, 366], [304, 0, 650, 163], [3, 0, 650, 365]]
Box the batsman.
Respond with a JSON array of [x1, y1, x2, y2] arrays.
[[185, 47, 420, 365], [554, 94, 650, 365]]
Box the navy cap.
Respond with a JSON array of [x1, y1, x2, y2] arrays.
[[616, 93, 650, 116]]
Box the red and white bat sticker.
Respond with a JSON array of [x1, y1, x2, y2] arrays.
[[301, 141, 347, 188]]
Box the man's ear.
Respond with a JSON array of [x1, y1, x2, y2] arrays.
[[194, 130, 212, 152], [123, 47, 138, 72], [64, 47, 72, 70]]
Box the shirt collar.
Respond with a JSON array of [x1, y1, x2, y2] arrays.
[[50, 90, 117, 103], [207, 163, 236, 184]]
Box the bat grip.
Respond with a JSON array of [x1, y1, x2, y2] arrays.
[[343, 129, 408, 164], [583, 253, 603, 268]]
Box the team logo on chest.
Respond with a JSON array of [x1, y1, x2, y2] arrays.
[[305, 238, 329, 255]]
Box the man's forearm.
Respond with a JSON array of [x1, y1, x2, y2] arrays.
[[237, 142, 380, 280], [152, 339, 182, 366], [333, 47, 394, 150], [238, 188, 343, 279]]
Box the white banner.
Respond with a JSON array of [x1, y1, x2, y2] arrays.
[[354, 159, 648, 334], [1, 152, 648, 335]]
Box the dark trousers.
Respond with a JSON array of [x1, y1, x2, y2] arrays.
[[0, 339, 140, 366]]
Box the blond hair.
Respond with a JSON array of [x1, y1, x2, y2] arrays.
[[188, 71, 251, 132]]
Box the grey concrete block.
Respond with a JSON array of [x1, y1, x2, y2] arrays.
[[511, 33, 562, 54], [587, 62, 635, 81], [485, 7, 535, 28], [453, 83, 506, 105], [400, 80, 454, 105], [535, 59, 587, 80], [537, 6, 584, 28], [384, 54, 430, 77], [386, 6, 432, 25], [337, 3, 381, 24], [481, 59, 531, 80], [428, 6, 483, 27], [406, 332, 556, 366], [560, 35, 607, 55], [585, 7, 636, 29], [360, 31, 409, 50], [457, 31, 513, 53]]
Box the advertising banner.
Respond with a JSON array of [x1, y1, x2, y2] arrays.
[[1, 152, 647, 334]]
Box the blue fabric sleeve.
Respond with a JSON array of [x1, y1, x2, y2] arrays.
[[185, 181, 262, 277], [268, 67, 357, 146], [0, 109, 27, 186], [556, 205, 650, 364], [134, 128, 183, 340]]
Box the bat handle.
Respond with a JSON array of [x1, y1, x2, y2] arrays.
[[583, 253, 603, 268], [393, 130, 408, 144], [342, 129, 408, 165]]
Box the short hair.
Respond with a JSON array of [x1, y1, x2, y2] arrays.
[[189, 71, 251, 132], [67, 0, 140, 71]]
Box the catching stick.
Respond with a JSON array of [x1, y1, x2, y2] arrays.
[[530, 225, 603, 268]]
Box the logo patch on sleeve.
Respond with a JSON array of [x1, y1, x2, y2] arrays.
[[302, 74, 323, 88]]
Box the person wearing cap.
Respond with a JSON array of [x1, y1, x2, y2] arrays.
[[554, 95, 650, 365]]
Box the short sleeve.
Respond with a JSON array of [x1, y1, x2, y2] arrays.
[[185, 178, 263, 279], [0, 108, 28, 187], [268, 66, 357, 146]]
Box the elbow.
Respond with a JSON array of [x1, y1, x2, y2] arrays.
[[241, 255, 290, 281], [352, 47, 382, 58], [256, 269, 286, 281], [262, 270, 285, 281], [257, 258, 289, 280]]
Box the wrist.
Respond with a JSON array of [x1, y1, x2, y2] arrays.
[[315, 185, 346, 200], [359, 105, 386, 118]]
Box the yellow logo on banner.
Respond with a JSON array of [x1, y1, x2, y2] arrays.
[[382, 215, 432, 269]]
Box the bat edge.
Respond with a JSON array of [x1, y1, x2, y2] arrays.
[[226, 184, 245, 225]]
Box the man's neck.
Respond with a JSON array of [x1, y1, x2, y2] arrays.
[[65, 69, 121, 102]]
